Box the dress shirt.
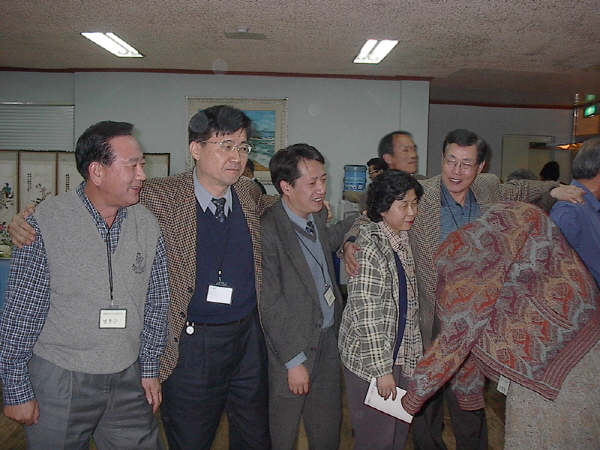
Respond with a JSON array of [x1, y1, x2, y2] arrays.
[[193, 169, 232, 217], [0, 183, 169, 406], [550, 180, 600, 288], [439, 182, 481, 242]]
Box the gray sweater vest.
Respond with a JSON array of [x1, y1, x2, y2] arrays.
[[33, 190, 160, 374]]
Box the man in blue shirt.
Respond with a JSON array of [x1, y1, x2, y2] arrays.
[[260, 144, 355, 449], [551, 137, 600, 288]]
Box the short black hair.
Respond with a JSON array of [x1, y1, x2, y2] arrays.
[[367, 170, 424, 222], [378, 131, 413, 159], [572, 137, 600, 180], [367, 157, 388, 172], [442, 129, 489, 164], [269, 143, 325, 195], [539, 161, 560, 181], [188, 105, 253, 144], [75, 121, 134, 180], [245, 158, 255, 173]]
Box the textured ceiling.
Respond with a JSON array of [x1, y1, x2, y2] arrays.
[[1, 0, 600, 107]]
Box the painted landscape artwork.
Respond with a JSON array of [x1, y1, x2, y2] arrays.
[[244, 109, 276, 170]]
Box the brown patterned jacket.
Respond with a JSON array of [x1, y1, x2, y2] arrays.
[[140, 171, 275, 381]]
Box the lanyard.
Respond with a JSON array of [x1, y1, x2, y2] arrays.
[[297, 231, 330, 289], [105, 228, 115, 307]]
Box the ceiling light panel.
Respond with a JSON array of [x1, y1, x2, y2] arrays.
[[353, 39, 398, 64], [81, 32, 143, 58]]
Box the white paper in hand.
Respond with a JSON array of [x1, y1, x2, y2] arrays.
[[364, 377, 413, 423]]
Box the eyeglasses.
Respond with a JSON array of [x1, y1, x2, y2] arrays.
[[368, 169, 383, 175], [198, 140, 252, 155], [442, 158, 477, 173]]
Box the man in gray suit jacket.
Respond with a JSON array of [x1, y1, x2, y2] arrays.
[[260, 144, 355, 450]]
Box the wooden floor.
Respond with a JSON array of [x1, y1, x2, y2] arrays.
[[1, 380, 505, 450]]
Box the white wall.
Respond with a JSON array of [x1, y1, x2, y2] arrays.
[[400, 81, 430, 176], [0, 71, 430, 218], [1, 72, 576, 213], [428, 104, 573, 177]]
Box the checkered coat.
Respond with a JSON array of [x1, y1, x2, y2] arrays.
[[338, 221, 423, 382], [140, 171, 275, 381]]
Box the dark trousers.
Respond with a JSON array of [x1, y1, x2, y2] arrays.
[[411, 383, 488, 450], [161, 310, 271, 450], [344, 365, 411, 450], [268, 327, 341, 450]]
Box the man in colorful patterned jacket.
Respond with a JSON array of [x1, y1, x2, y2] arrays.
[[342, 128, 584, 450]]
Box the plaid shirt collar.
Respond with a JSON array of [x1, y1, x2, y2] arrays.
[[76, 182, 127, 251], [76, 183, 127, 227], [378, 220, 409, 253]]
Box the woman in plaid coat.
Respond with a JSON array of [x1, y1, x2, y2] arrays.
[[338, 170, 424, 450]]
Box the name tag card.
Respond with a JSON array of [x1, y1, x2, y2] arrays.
[[99, 309, 127, 329], [497, 375, 511, 395], [207, 284, 234, 304], [324, 286, 336, 307]]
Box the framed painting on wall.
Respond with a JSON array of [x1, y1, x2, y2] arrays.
[[0, 151, 18, 228], [57, 152, 84, 195], [18, 151, 56, 211], [186, 97, 288, 183]]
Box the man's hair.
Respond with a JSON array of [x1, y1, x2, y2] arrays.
[[442, 129, 490, 164], [269, 143, 325, 195], [367, 170, 424, 222], [506, 168, 538, 181], [75, 121, 134, 180], [377, 131, 413, 159], [572, 137, 600, 180], [367, 157, 388, 172], [245, 158, 255, 173], [539, 161, 560, 181], [188, 105, 253, 144]]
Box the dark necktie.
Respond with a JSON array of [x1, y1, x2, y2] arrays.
[[211, 198, 226, 223], [305, 220, 315, 235]]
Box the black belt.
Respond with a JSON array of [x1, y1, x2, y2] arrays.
[[185, 313, 252, 334]]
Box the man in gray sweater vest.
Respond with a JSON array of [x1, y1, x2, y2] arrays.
[[0, 121, 169, 449]]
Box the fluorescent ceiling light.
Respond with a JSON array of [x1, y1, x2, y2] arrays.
[[81, 32, 143, 58], [353, 39, 398, 64]]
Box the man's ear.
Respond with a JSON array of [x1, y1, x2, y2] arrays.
[[382, 153, 393, 166], [88, 161, 103, 187], [280, 180, 291, 195], [477, 160, 486, 174], [189, 141, 201, 162]]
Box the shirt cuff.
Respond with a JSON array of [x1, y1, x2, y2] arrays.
[[285, 352, 307, 369], [139, 358, 160, 379], [2, 381, 35, 406]]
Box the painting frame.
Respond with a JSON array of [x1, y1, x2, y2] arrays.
[[186, 97, 288, 183]]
